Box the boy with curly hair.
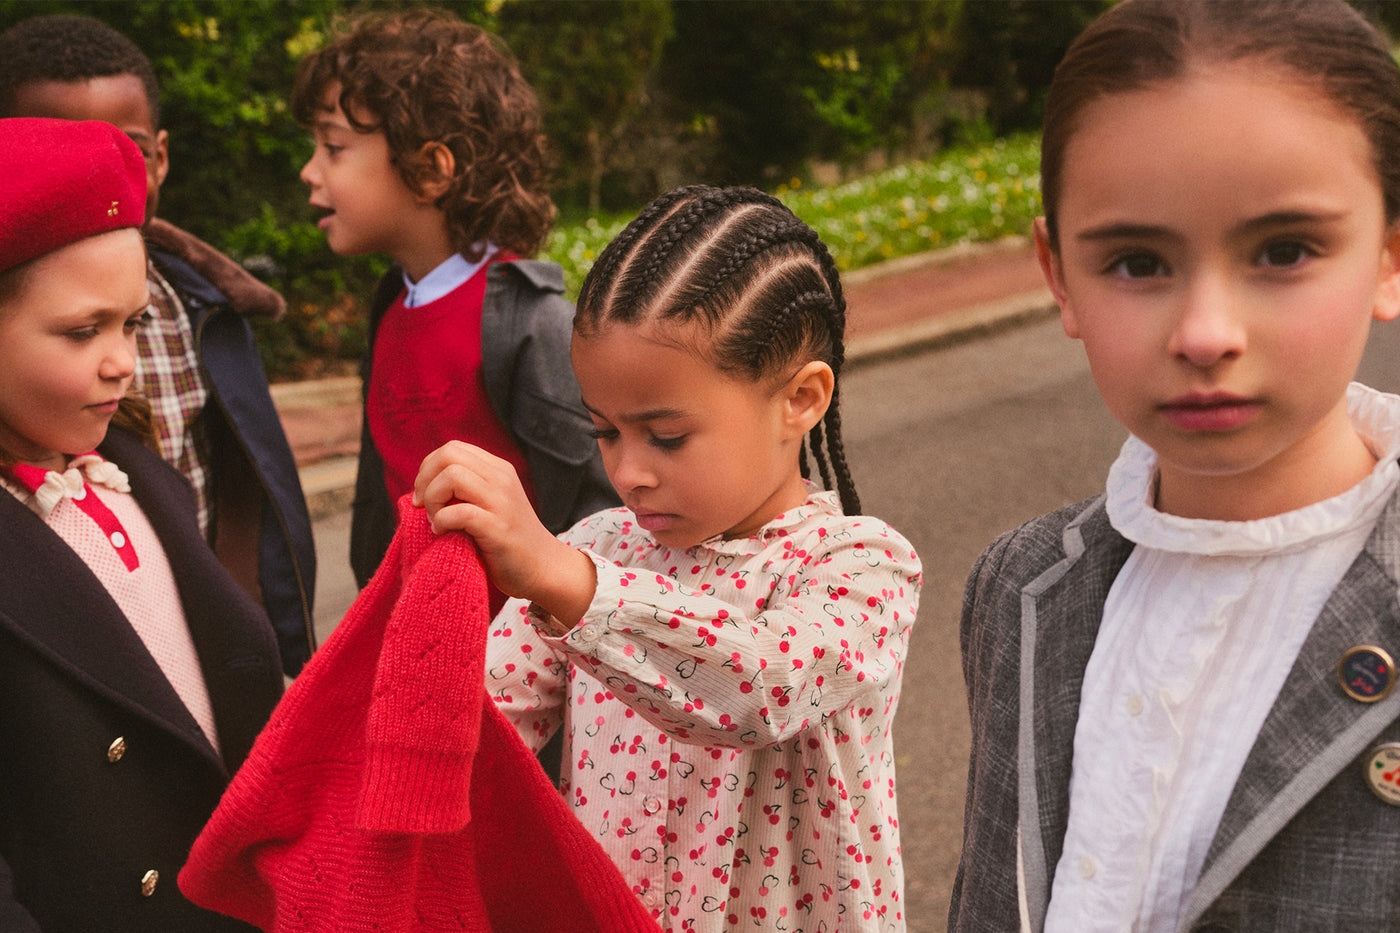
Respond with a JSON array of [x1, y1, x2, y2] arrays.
[[292, 7, 616, 595], [0, 14, 318, 677]]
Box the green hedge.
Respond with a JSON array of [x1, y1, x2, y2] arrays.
[[542, 132, 1041, 298], [254, 133, 1042, 381]]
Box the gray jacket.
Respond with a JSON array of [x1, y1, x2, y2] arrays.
[[951, 490, 1400, 932], [350, 259, 618, 588]]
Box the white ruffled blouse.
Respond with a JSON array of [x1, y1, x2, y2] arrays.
[[1045, 383, 1400, 933]]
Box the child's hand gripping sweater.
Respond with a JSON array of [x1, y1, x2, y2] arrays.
[[179, 496, 660, 932]]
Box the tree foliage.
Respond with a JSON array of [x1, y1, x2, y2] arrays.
[[948, 0, 1108, 136], [0, 0, 1106, 377], [654, 0, 961, 185], [495, 0, 673, 214]]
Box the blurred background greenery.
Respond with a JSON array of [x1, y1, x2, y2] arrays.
[[3, 0, 1395, 379]]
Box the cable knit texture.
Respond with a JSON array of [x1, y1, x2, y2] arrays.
[[178, 496, 660, 932]]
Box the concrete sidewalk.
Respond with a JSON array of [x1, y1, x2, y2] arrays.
[[272, 237, 1055, 518]]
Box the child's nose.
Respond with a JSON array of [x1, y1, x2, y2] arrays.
[[1168, 273, 1247, 366], [101, 333, 137, 382], [610, 447, 657, 492], [299, 156, 319, 187]]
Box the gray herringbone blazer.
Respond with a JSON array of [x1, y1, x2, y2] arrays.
[[949, 491, 1400, 932]]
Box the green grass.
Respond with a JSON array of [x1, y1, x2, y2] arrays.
[[542, 132, 1042, 296]]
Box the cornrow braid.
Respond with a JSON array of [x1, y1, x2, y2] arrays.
[[696, 216, 811, 296], [805, 231, 860, 514], [748, 289, 830, 384], [617, 187, 743, 322], [576, 185, 862, 516], [576, 187, 691, 318], [807, 418, 834, 496], [823, 394, 860, 515]]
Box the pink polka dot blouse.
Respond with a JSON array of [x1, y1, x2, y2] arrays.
[[489, 490, 922, 932]]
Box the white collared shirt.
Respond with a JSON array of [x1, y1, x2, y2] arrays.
[[400, 245, 496, 308], [1046, 383, 1400, 933]]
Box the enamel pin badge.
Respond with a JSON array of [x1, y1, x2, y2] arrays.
[[1338, 645, 1396, 703], [1364, 742, 1400, 805]]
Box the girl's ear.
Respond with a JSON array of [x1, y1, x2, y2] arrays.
[[1375, 220, 1400, 323], [781, 361, 835, 438], [415, 142, 456, 202], [1034, 217, 1079, 338]]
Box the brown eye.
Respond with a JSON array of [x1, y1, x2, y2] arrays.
[[1107, 252, 1165, 279], [1259, 240, 1310, 268]]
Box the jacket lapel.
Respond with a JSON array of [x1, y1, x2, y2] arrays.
[[0, 490, 216, 766], [1183, 489, 1400, 927], [1018, 498, 1134, 930], [100, 429, 283, 771]]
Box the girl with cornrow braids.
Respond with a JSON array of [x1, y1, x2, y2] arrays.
[[415, 185, 921, 932]]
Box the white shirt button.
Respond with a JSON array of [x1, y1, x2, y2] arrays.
[[641, 888, 661, 908], [1079, 856, 1096, 880], [110, 530, 126, 549], [642, 795, 662, 815], [575, 624, 600, 643], [1127, 693, 1144, 717]]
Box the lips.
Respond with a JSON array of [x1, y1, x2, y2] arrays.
[[88, 395, 123, 412], [1159, 392, 1262, 431], [631, 510, 676, 534]]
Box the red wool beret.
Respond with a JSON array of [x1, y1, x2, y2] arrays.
[[0, 117, 146, 273]]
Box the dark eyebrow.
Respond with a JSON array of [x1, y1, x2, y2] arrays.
[[582, 400, 689, 423], [1075, 222, 1179, 243], [1235, 209, 1347, 233], [1076, 210, 1348, 244]]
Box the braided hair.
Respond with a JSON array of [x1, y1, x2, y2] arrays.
[[575, 185, 860, 514]]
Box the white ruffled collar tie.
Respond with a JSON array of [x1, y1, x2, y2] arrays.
[[12, 454, 131, 518], [7, 453, 139, 572]]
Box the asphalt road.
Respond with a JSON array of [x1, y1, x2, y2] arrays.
[[309, 314, 1400, 932]]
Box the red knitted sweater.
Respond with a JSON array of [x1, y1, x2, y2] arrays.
[[179, 498, 660, 932]]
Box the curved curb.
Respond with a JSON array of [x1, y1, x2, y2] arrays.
[[846, 288, 1056, 369]]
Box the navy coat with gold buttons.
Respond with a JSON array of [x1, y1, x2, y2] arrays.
[[0, 427, 284, 931]]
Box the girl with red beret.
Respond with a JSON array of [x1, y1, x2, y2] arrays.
[[0, 117, 282, 931]]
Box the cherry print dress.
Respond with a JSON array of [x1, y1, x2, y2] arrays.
[[488, 488, 922, 933]]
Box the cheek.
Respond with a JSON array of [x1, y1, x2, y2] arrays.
[[1078, 323, 1149, 379], [597, 443, 622, 481], [1270, 313, 1367, 394]]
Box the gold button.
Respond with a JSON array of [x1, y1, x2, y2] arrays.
[[141, 869, 158, 897], [106, 737, 126, 763]]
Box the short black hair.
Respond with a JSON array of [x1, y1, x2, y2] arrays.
[[0, 14, 160, 125]]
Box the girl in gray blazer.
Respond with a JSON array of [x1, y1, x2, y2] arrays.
[[952, 2, 1400, 930]]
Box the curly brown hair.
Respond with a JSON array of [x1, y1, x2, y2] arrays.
[[291, 7, 554, 260]]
